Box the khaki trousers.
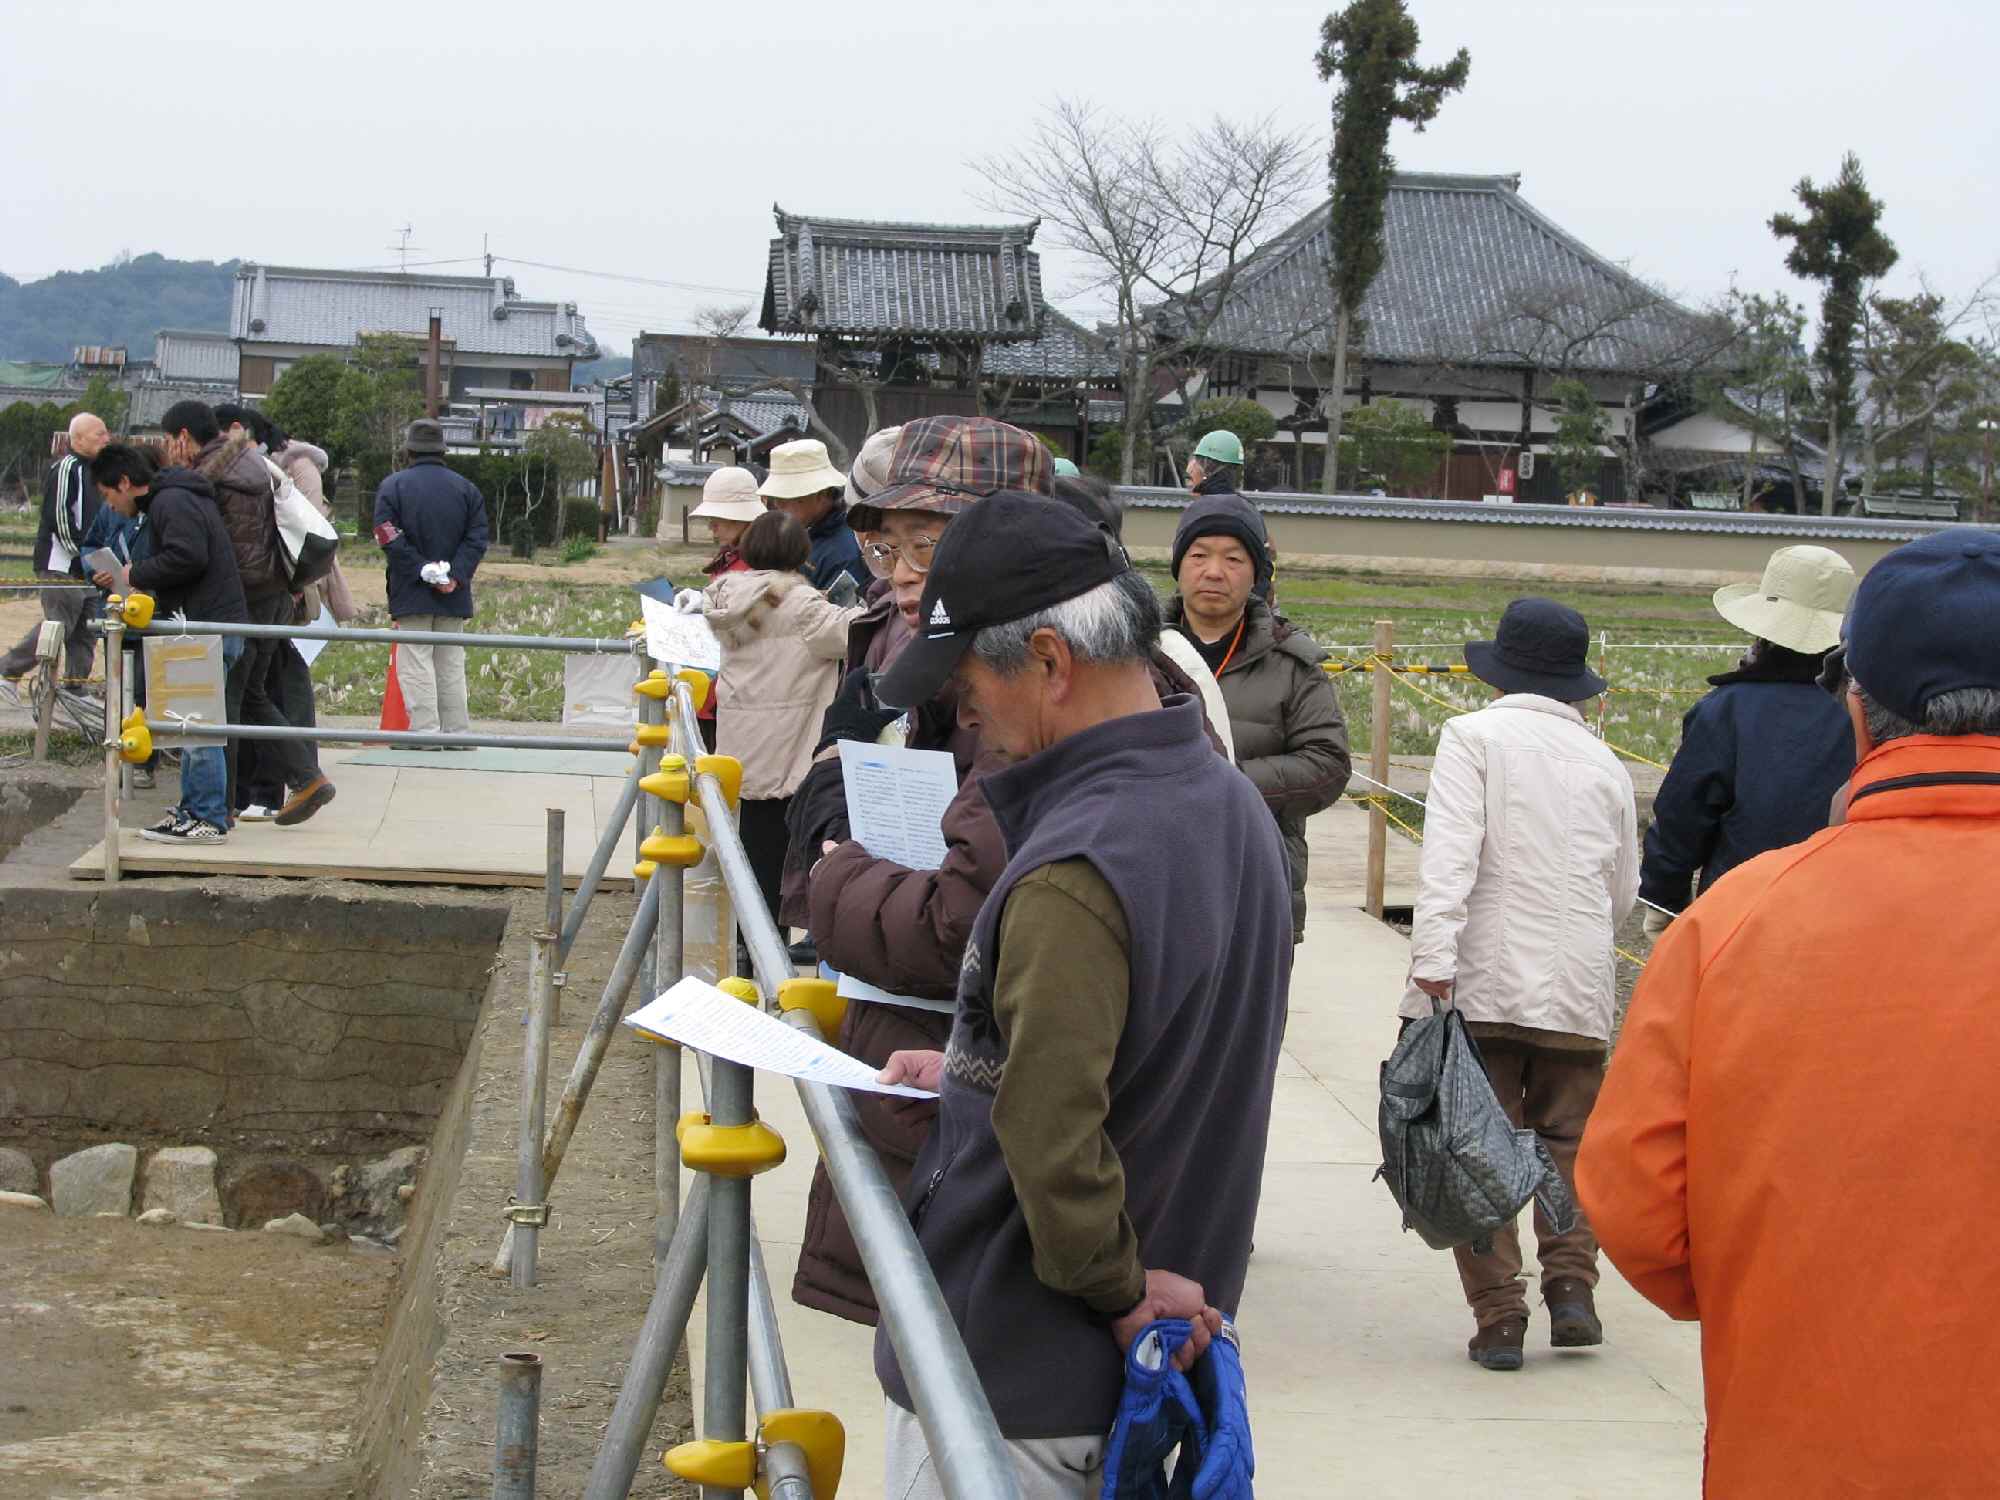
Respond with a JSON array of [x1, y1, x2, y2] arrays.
[[1453, 1036, 1604, 1328], [393, 614, 470, 734], [884, 1400, 1103, 1500]]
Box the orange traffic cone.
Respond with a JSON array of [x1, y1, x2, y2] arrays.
[[379, 644, 410, 733]]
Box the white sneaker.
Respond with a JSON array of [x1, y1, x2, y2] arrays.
[[239, 804, 279, 822]]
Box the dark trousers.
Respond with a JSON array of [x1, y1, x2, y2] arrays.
[[225, 596, 318, 811], [738, 796, 792, 924], [1452, 1037, 1604, 1328], [238, 639, 318, 807]]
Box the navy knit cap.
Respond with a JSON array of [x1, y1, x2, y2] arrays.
[[1846, 529, 2000, 725], [1171, 494, 1272, 595]]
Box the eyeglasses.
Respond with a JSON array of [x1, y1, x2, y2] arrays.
[[861, 534, 942, 578]]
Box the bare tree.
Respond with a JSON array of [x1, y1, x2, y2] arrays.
[[678, 301, 855, 464], [975, 100, 1313, 483], [1397, 270, 1736, 500], [1855, 271, 1997, 499]]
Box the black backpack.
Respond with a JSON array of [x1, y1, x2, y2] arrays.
[[1376, 1002, 1577, 1252]]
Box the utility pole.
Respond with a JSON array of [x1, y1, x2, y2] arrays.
[[426, 309, 443, 418], [484, 233, 494, 279]]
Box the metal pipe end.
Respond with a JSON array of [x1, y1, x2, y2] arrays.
[[501, 1352, 544, 1369]]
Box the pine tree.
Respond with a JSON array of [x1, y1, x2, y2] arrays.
[[1769, 153, 1899, 513], [1314, 0, 1469, 493]]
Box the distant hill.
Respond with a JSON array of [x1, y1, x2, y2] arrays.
[[0, 253, 238, 363], [572, 355, 633, 387]]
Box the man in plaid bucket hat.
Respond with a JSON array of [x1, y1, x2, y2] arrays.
[[786, 414, 1061, 1323]]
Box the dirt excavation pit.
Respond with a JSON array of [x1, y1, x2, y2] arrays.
[[0, 880, 508, 1499]]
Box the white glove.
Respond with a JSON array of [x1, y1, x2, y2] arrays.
[[420, 560, 451, 587], [1641, 907, 1673, 941], [672, 588, 705, 615]]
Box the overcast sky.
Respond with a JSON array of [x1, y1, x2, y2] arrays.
[[11, 0, 1996, 351]]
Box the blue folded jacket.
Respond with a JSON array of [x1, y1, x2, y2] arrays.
[[1100, 1318, 1253, 1500]]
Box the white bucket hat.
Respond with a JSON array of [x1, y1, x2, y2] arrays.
[[691, 466, 766, 523], [1713, 544, 1858, 655], [759, 438, 847, 501]]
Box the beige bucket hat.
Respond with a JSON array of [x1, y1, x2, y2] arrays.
[[691, 466, 766, 523], [844, 424, 904, 512], [1713, 545, 1858, 654], [759, 438, 847, 501]]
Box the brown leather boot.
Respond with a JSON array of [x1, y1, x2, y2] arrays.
[[1545, 1277, 1603, 1347], [1467, 1318, 1526, 1371]]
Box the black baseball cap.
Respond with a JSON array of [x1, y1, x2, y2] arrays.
[[874, 491, 1131, 709]]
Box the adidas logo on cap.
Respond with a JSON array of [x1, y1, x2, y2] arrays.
[[929, 599, 952, 629]]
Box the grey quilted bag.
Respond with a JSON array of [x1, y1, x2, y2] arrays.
[[1376, 1003, 1577, 1252]]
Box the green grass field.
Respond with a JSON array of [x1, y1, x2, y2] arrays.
[[304, 564, 1744, 771]]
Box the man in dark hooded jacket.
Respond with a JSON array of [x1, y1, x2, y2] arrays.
[[1167, 491, 1349, 940], [163, 400, 334, 826], [89, 440, 248, 843]]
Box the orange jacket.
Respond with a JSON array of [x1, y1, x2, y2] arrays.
[[1579, 735, 2000, 1497]]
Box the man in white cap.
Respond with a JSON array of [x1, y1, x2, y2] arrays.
[[759, 437, 867, 593], [1, 411, 110, 688], [1639, 544, 1857, 933]]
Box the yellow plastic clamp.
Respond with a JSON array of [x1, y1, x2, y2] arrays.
[[632, 722, 673, 748], [777, 977, 845, 1042], [716, 975, 760, 1006], [633, 667, 671, 701], [676, 1110, 786, 1177], [695, 753, 742, 810], [674, 668, 710, 714], [663, 1439, 757, 1489], [632, 860, 657, 881], [116, 707, 152, 765], [640, 754, 691, 805], [756, 1408, 845, 1500], [639, 828, 704, 868], [121, 593, 155, 629]]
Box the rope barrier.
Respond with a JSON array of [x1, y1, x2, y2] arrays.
[[1368, 660, 1675, 773], [1345, 767, 1666, 970]]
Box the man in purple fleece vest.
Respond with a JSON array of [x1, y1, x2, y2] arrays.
[[871, 493, 1292, 1499]]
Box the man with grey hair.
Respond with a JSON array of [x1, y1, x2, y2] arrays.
[[1579, 528, 2000, 1495], [870, 492, 1292, 1496], [2, 411, 109, 687]]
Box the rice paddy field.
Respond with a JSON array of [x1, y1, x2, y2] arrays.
[[312, 559, 1747, 771]]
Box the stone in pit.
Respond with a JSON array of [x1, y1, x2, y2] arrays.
[[137, 1207, 179, 1227], [0, 1147, 35, 1196], [50, 1143, 138, 1218], [0, 1191, 50, 1212], [222, 1159, 330, 1229], [264, 1212, 327, 1242], [143, 1147, 223, 1224]]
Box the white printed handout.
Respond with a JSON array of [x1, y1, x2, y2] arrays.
[[624, 976, 939, 1098], [639, 593, 723, 672], [834, 969, 954, 1015], [294, 605, 336, 666], [837, 740, 959, 870]]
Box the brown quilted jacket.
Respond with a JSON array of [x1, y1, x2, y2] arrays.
[[196, 434, 287, 603]]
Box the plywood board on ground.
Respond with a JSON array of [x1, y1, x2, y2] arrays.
[[67, 746, 636, 889]]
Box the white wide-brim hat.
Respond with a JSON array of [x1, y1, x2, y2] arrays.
[[759, 438, 847, 500], [1713, 544, 1858, 655], [691, 466, 766, 523]]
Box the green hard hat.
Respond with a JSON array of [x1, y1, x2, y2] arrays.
[[1052, 456, 1080, 477], [1194, 430, 1245, 466]]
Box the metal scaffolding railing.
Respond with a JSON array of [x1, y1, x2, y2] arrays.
[[87, 601, 1019, 1496]]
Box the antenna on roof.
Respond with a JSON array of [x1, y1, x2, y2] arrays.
[[388, 224, 425, 272]]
